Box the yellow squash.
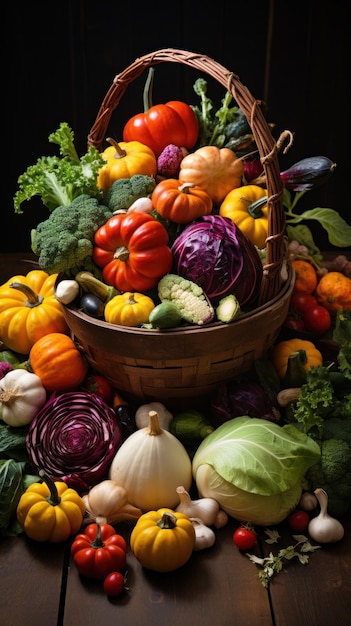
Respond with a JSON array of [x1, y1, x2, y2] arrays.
[[271, 338, 323, 381], [130, 507, 195, 572], [104, 292, 155, 327], [219, 184, 269, 248], [16, 471, 86, 543], [97, 138, 157, 193], [0, 269, 69, 354]]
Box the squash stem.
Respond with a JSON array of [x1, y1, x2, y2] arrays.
[[9, 282, 44, 307], [39, 469, 61, 506], [143, 67, 155, 112]]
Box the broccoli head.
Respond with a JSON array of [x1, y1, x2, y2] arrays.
[[31, 194, 113, 276], [103, 174, 156, 212], [306, 437, 351, 517]]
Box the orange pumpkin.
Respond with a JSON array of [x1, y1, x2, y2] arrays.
[[315, 271, 351, 313], [97, 138, 157, 193], [179, 146, 243, 205], [30, 333, 89, 393], [292, 260, 318, 295], [151, 179, 213, 224], [0, 270, 69, 354]]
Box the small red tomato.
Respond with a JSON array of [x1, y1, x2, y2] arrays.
[[233, 526, 257, 551], [303, 305, 331, 334], [287, 509, 310, 532], [104, 571, 127, 597], [84, 374, 115, 404], [284, 316, 305, 331], [290, 293, 318, 315]]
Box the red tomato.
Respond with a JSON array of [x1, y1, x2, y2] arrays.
[[84, 374, 115, 404], [287, 509, 310, 532], [103, 571, 127, 597], [303, 304, 331, 333], [290, 293, 318, 315], [232, 527, 257, 551], [284, 316, 305, 332]]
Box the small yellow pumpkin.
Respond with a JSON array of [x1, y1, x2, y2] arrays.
[[270, 338, 323, 381], [97, 138, 157, 193], [0, 270, 69, 354], [219, 184, 269, 248], [130, 507, 195, 572], [179, 146, 243, 205], [104, 292, 155, 327]]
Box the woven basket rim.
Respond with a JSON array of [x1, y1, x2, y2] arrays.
[[87, 47, 291, 305]]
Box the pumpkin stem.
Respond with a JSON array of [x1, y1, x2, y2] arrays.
[[247, 196, 268, 219], [39, 469, 61, 506], [147, 410, 164, 436], [157, 511, 178, 529], [9, 282, 44, 307], [106, 137, 127, 159], [143, 67, 155, 112], [178, 182, 196, 194]]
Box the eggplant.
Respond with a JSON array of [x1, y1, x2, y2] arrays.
[[280, 156, 337, 191], [80, 293, 105, 318]]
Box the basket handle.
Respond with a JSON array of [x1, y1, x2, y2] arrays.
[[88, 48, 289, 305]]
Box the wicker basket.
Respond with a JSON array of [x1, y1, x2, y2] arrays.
[[63, 48, 294, 409]]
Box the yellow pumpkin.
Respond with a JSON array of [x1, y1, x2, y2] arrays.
[[130, 507, 195, 572], [97, 138, 157, 193], [0, 270, 69, 354], [179, 146, 243, 205], [270, 338, 323, 381], [219, 185, 269, 248], [104, 292, 155, 327]]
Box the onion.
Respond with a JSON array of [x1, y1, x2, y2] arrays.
[[171, 214, 263, 306], [26, 391, 122, 493]]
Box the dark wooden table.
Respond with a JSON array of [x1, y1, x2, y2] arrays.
[[1, 253, 351, 626]]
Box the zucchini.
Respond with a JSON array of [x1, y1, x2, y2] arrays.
[[148, 301, 182, 329]]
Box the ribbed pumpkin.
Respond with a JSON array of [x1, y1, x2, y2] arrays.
[[219, 185, 269, 248], [270, 338, 323, 381], [29, 333, 89, 392], [97, 138, 157, 193], [179, 146, 243, 205], [152, 179, 213, 224]]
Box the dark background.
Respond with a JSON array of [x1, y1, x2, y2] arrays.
[[6, 0, 350, 253]]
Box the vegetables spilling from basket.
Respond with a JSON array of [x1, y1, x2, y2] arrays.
[[1, 66, 351, 594]]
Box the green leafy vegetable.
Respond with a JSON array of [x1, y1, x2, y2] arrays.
[[0, 459, 24, 535], [192, 416, 320, 526], [191, 78, 240, 148], [14, 122, 105, 213]]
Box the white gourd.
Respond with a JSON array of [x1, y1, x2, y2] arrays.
[[0, 369, 47, 426], [109, 410, 192, 512]]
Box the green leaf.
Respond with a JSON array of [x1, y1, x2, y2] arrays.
[[287, 207, 351, 247]]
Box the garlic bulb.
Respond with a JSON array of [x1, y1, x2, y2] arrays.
[[308, 488, 344, 543], [82, 479, 142, 524], [191, 518, 216, 550], [175, 486, 220, 526]]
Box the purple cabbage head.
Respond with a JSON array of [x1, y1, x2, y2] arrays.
[[210, 378, 280, 427], [171, 214, 263, 306], [26, 391, 122, 493]]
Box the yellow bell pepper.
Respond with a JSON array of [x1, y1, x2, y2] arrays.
[[16, 471, 86, 542], [130, 508, 195, 572], [97, 138, 157, 193]]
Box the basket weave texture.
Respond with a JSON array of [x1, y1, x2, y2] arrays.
[[64, 48, 294, 408]]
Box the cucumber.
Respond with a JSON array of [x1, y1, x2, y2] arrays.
[[148, 301, 182, 329]]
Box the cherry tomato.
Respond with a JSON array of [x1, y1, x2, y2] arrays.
[[290, 293, 318, 315], [232, 526, 257, 551], [284, 316, 305, 332], [84, 374, 115, 404], [303, 305, 331, 334], [103, 571, 126, 597], [287, 509, 310, 532]]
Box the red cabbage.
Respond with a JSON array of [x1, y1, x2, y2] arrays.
[[210, 378, 280, 426], [171, 214, 263, 306], [26, 391, 122, 493]]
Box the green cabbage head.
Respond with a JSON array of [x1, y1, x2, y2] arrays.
[[192, 416, 321, 526]]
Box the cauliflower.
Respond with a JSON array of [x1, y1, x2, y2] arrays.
[[31, 194, 113, 276], [103, 175, 156, 212], [158, 274, 214, 325]]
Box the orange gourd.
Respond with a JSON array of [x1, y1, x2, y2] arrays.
[[179, 146, 243, 205], [292, 260, 318, 295], [152, 179, 213, 224], [30, 333, 88, 392], [315, 271, 351, 313]]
